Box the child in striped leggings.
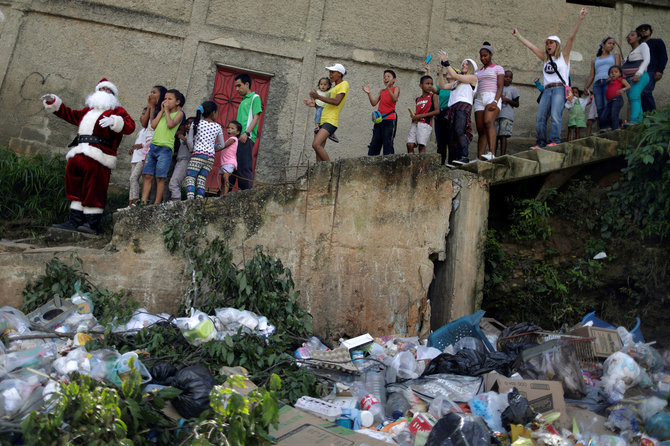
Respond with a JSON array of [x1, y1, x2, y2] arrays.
[[184, 101, 230, 199]]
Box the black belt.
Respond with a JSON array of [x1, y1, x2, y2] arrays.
[[68, 134, 112, 148]]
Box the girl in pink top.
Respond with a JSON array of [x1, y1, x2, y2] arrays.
[[219, 120, 242, 195], [474, 42, 505, 161]]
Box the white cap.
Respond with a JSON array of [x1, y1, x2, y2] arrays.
[[325, 63, 347, 75], [463, 59, 479, 73], [360, 410, 374, 427], [546, 35, 562, 44]]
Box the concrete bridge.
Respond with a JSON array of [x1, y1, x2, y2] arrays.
[[0, 130, 631, 341]]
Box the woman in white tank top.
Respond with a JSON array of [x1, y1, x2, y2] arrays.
[[512, 8, 587, 149]]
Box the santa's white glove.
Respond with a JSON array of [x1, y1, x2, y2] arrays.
[[99, 116, 115, 128], [41, 94, 55, 104]]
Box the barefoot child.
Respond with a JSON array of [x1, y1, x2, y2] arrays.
[[603, 65, 631, 130], [407, 75, 439, 154], [219, 120, 242, 196], [184, 101, 227, 199], [565, 87, 588, 140], [495, 70, 519, 156]]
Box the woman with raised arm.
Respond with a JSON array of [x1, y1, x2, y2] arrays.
[[584, 36, 622, 131], [513, 7, 587, 148], [439, 51, 478, 164]]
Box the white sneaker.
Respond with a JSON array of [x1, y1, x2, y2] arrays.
[[481, 152, 495, 161]]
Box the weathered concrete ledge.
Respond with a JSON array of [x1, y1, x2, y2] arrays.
[[0, 155, 488, 340]]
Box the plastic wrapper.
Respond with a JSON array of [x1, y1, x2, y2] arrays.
[[423, 348, 516, 377], [0, 306, 31, 336], [2, 343, 58, 373], [114, 352, 152, 384], [429, 396, 463, 419], [387, 373, 484, 404], [468, 391, 508, 433], [500, 387, 536, 432], [608, 395, 667, 423], [646, 412, 670, 441], [120, 308, 169, 333], [174, 308, 216, 345], [165, 365, 216, 419], [516, 340, 586, 399], [425, 412, 493, 446], [624, 343, 664, 373], [386, 391, 410, 419], [453, 336, 486, 353], [386, 350, 421, 382], [0, 370, 46, 419], [601, 352, 643, 403], [53, 347, 92, 376]]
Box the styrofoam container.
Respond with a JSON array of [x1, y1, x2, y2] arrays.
[[295, 396, 342, 422]]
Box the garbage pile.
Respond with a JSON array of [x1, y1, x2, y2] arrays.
[[288, 310, 670, 445], [0, 285, 277, 426], [2, 286, 670, 445]]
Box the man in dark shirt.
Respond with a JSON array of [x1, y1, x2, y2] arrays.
[[636, 24, 667, 112]]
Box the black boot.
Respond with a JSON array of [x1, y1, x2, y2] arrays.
[[77, 213, 102, 235], [52, 209, 84, 232]]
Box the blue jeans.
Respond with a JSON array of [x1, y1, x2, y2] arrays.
[[368, 119, 396, 156], [604, 96, 623, 130], [536, 85, 566, 146], [592, 79, 609, 129], [641, 71, 657, 113], [142, 144, 173, 178]]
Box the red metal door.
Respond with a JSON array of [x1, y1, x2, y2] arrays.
[[205, 67, 270, 193]]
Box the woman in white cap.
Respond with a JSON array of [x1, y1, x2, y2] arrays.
[[438, 52, 478, 164], [306, 63, 349, 162], [513, 8, 587, 148]]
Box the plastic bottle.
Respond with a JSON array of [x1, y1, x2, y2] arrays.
[[364, 369, 387, 406], [386, 391, 410, 419], [354, 382, 384, 426]]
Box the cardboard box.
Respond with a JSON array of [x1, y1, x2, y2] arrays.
[[271, 405, 389, 446], [568, 326, 623, 358], [484, 372, 567, 426]]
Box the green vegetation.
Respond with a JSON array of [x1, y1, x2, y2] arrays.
[[0, 147, 68, 236], [484, 108, 670, 332]]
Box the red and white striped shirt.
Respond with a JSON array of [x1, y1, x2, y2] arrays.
[[475, 63, 504, 95]]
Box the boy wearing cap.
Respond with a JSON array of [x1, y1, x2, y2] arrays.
[[363, 69, 399, 156], [307, 63, 349, 162]]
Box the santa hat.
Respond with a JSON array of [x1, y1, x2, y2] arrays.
[[96, 78, 118, 96]]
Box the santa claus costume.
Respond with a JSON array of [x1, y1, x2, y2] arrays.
[[43, 78, 135, 234]]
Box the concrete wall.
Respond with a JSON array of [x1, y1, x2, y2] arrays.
[[0, 154, 489, 340], [0, 0, 668, 187]]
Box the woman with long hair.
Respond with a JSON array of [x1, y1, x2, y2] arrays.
[[623, 30, 650, 125], [584, 36, 622, 130], [513, 8, 587, 148]]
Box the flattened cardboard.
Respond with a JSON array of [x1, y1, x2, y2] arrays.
[[568, 326, 623, 358], [484, 372, 567, 427], [271, 405, 389, 446]]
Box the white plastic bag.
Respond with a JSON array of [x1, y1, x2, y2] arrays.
[[385, 351, 420, 383]]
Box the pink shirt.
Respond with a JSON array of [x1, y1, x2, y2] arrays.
[[220, 136, 238, 168], [475, 63, 504, 94]]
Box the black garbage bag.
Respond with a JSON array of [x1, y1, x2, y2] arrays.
[[423, 348, 516, 377], [165, 365, 216, 418], [150, 362, 178, 385], [500, 388, 536, 432], [498, 322, 542, 353], [426, 412, 494, 446]]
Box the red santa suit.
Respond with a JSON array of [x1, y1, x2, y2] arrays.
[[43, 79, 135, 214]]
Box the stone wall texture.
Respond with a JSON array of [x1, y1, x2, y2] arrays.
[[0, 0, 668, 189]]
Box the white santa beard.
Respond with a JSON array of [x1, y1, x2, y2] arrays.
[[85, 90, 120, 110]]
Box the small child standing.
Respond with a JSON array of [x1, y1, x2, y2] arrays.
[[565, 87, 589, 141], [127, 118, 147, 207], [218, 121, 242, 196], [585, 91, 598, 136], [184, 101, 228, 199], [495, 70, 519, 156], [141, 89, 185, 204], [603, 66, 630, 131], [407, 75, 439, 154], [168, 117, 194, 201]]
